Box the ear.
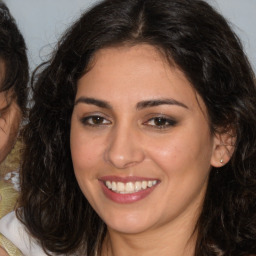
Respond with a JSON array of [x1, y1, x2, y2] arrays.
[[210, 129, 236, 168]]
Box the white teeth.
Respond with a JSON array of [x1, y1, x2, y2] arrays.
[[148, 181, 153, 187], [125, 182, 134, 192], [135, 181, 141, 191], [141, 181, 147, 189], [117, 182, 125, 193], [106, 181, 112, 189], [105, 180, 158, 194], [111, 181, 117, 191]]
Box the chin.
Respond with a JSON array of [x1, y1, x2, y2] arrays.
[[102, 210, 156, 235], [107, 221, 150, 234]]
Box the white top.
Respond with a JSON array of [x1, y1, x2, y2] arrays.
[[0, 211, 48, 256]]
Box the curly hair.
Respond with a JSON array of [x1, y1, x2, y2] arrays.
[[19, 0, 256, 255], [0, 1, 28, 116]]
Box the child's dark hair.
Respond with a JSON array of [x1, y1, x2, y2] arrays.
[[0, 1, 28, 115]]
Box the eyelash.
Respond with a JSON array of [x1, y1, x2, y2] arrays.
[[143, 116, 177, 129], [80, 115, 177, 129], [80, 115, 111, 127]]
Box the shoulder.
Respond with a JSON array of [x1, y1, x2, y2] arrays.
[[0, 211, 48, 256]]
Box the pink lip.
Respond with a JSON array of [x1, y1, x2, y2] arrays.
[[99, 176, 160, 204]]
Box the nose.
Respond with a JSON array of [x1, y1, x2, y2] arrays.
[[104, 124, 145, 169]]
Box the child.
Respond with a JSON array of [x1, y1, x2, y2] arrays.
[[0, 1, 28, 255]]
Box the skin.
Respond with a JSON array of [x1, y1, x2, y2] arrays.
[[0, 97, 21, 164], [70, 44, 231, 256], [0, 61, 21, 164], [0, 247, 8, 256], [0, 62, 22, 255]]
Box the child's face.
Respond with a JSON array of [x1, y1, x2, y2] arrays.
[[0, 61, 21, 163]]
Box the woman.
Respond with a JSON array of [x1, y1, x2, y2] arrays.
[[0, 1, 29, 255], [2, 0, 256, 255]]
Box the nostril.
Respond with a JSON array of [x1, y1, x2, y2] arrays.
[[104, 143, 145, 169]]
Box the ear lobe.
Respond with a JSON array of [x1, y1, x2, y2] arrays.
[[211, 130, 236, 168]]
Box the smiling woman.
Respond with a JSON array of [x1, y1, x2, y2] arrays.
[[1, 0, 255, 255], [70, 45, 221, 238]]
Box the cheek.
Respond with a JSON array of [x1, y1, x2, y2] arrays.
[[0, 128, 10, 163], [147, 132, 212, 214], [146, 128, 213, 178], [0, 107, 21, 163], [70, 126, 106, 206], [70, 123, 102, 177]]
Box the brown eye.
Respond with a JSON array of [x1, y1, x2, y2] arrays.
[[91, 116, 105, 124], [153, 117, 169, 126], [144, 116, 177, 129], [81, 115, 111, 126]]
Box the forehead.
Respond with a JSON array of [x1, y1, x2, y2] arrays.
[[77, 44, 206, 114]]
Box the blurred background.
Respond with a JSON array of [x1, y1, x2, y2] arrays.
[[6, 0, 256, 72]]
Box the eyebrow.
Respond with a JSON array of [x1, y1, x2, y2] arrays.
[[74, 97, 112, 109], [74, 97, 188, 110], [136, 98, 188, 110]]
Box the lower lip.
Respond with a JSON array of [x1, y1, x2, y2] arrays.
[[100, 182, 158, 204]]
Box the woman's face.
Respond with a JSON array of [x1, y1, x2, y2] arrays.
[[0, 61, 21, 163], [70, 44, 222, 235]]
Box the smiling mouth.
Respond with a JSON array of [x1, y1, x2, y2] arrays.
[[104, 180, 158, 194]]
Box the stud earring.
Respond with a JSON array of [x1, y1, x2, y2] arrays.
[[220, 159, 224, 164]]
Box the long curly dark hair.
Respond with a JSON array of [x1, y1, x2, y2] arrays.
[[0, 1, 28, 116], [18, 0, 256, 255]]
